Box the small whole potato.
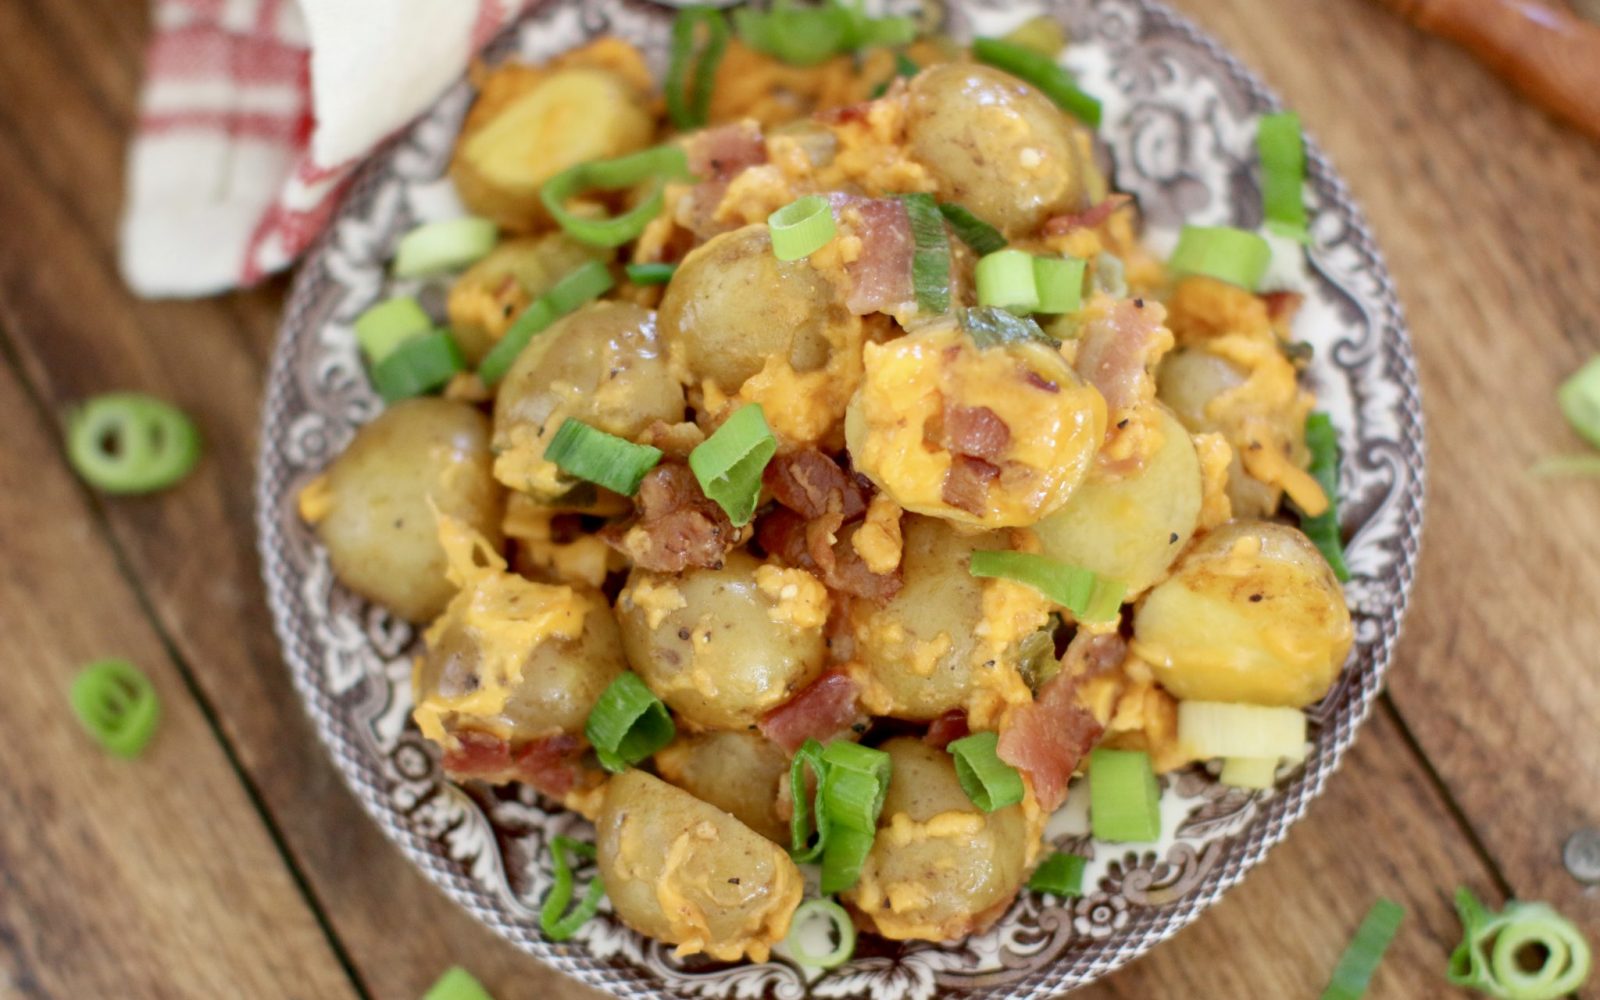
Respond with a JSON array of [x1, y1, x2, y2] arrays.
[[1133, 519, 1354, 707], [310, 398, 503, 622], [492, 301, 685, 497], [653, 730, 790, 843], [616, 552, 828, 731], [843, 738, 1034, 941], [1032, 406, 1203, 596], [596, 769, 803, 962], [657, 224, 842, 393], [905, 63, 1088, 232], [446, 234, 611, 364]]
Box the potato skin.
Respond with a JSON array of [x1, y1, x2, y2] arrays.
[[316, 399, 503, 622], [596, 769, 802, 961], [657, 224, 840, 393], [1133, 519, 1353, 707], [653, 731, 790, 843], [905, 64, 1087, 232], [1033, 406, 1203, 596], [616, 551, 827, 730], [1156, 346, 1279, 517], [843, 738, 1033, 941], [446, 234, 611, 364]]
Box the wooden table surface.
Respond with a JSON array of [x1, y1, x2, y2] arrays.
[[2, 0, 1597, 997]]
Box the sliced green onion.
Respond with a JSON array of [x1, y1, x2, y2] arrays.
[[584, 672, 675, 773], [393, 217, 497, 278], [789, 738, 830, 863], [939, 203, 1007, 256], [1297, 412, 1350, 581], [666, 7, 730, 130], [971, 37, 1101, 127], [1558, 355, 1600, 448], [900, 193, 952, 314], [1320, 898, 1404, 1000], [735, 1, 915, 67], [976, 248, 1041, 313], [370, 331, 464, 403], [1002, 15, 1067, 58], [1028, 851, 1086, 896], [353, 296, 432, 363], [768, 195, 837, 261], [1168, 224, 1272, 291], [958, 306, 1055, 349], [788, 737, 889, 891], [1449, 887, 1592, 1000], [1177, 700, 1307, 762], [543, 419, 661, 498], [1219, 756, 1279, 790], [70, 659, 160, 759], [624, 262, 677, 286], [968, 550, 1126, 624], [820, 825, 876, 895], [785, 898, 857, 968], [1088, 747, 1160, 843], [688, 403, 777, 525], [66, 393, 201, 495], [540, 835, 606, 941], [422, 966, 495, 1000], [948, 731, 1025, 812], [541, 145, 695, 249], [819, 741, 891, 835], [1258, 112, 1311, 244], [478, 260, 615, 386], [1033, 256, 1086, 314]]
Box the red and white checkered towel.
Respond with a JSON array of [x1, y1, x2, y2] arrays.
[[121, 0, 536, 298]]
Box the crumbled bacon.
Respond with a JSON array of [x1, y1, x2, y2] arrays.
[[939, 404, 1010, 462], [765, 448, 870, 522], [814, 101, 873, 126], [441, 730, 587, 798], [1075, 298, 1168, 414], [1262, 290, 1305, 324], [757, 507, 901, 601], [843, 198, 915, 316], [1063, 630, 1128, 678], [603, 463, 735, 572], [941, 455, 1000, 516], [686, 121, 767, 182], [759, 671, 864, 753], [997, 674, 1104, 812], [923, 710, 970, 751], [1042, 193, 1132, 236]]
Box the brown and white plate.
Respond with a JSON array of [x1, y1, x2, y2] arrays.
[[255, 1, 1426, 995]]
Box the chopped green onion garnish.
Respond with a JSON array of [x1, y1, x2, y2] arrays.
[[539, 836, 606, 942], [785, 898, 857, 968], [938, 203, 1007, 255], [541, 145, 695, 249], [1297, 412, 1350, 581], [1001, 15, 1067, 58], [1449, 887, 1592, 1000], [768, 195, 837, 261], [971, 37, 1101, 127], [70, 659, 160, 759], [688, 403, 777, 525], [478, 260, 615, 386], [1258, 111, 1311, 244], [788, 737, 891, 892], [392, 217, 497, 278], [1558, 355, 1600, 448], [735, 0, 916, 67], [422, 966, 495, 1000], [1218, 756, 1279, 790], [976, 248, 1041, 313], [819, 740, 891, 835], [1033, 256, 1086, 314], [820, 825, 876, 895], [948, 731, 1025, 812], [370, 331, 465, 403], [546, 419, 662, 498], [1168, 224, 1272, 291], [1321, 898, 1404, 1000], [354, 296, 432, 363], [900, 193, 952, 314], [789, 738, 830, 863], [968, 550, 1126, 624], [1177, 700, 1307, 762], [584, 672, 675, 772], [958, 306, 1055, 349], [66, 393, 202, 495], [1088, 747, 1160, 842], [1028, 851, 1086, 896], [666, 7, 730, 130], [624, 262, 677, 286]]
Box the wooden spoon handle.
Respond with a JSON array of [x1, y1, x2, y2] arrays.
[[1371, 0, 1600, 140]]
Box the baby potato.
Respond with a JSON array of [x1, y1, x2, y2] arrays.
[[843, 738, 1033, 941], [653, 730, 790, 843], [657, 224, 842, 393], [1133, 519, 1354, 707], [616, 552, 828, 731], [446, 234, 611, 364], [596, 769, 803, 962], [492, 301, 685, 497], [450, 65, 654, 231], [904, 63, 1088, 233], [1032, 406, 1203, 596], [1156, 345, 1277, 516], [310, 398, 502, 622]]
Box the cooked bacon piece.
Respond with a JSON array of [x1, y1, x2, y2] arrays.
[[687, 121, 767, 182], [764, 447, 869, 521], [603, 463, 735, 572], [440, 730, 587, 798], [759, 670, 864, 753], [1063, 630, 1129, 677], [1042, 193, 1132, 236], [843, 197, 915, 316], [1075, 298, 1168, 413], [940, 403, 1010, 461], [941, 455, 1000, 515], [757, 508, 901, 601], [1262, 290, 1305, 325], [814, 100, 873, 126], [997, 673, 1104, 812], [923, 710, 970, 751]]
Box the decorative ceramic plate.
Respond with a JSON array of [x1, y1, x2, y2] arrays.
[[256, 1, 1425, 995]]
